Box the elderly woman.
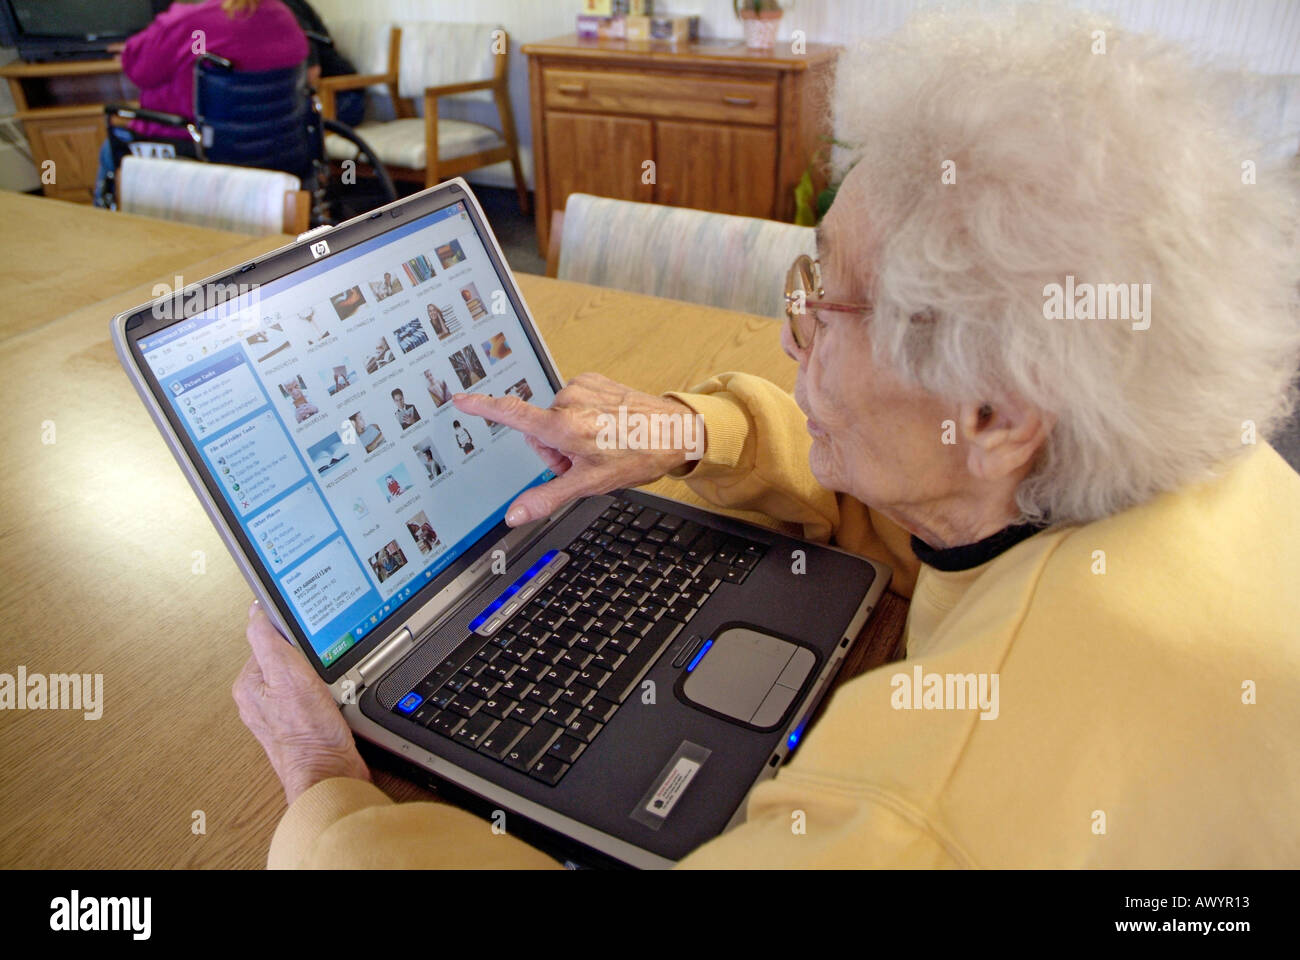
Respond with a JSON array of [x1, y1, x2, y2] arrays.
[[237, 7, 1300, 868]]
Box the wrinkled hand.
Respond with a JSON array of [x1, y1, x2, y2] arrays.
[[452, 372, 705, 526], [233, 601, 370, 805]]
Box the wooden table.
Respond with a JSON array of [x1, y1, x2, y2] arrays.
[[0, 193, 906, 867]]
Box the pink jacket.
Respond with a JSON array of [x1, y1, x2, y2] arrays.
[[121, 0, 308, 138]]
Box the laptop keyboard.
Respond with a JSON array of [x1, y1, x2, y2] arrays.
[[391, 497, 767, 786]]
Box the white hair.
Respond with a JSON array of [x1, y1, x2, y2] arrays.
[[831, 3, 1300, 525]]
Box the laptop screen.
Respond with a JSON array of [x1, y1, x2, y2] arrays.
[[135, 199, 557, 668]]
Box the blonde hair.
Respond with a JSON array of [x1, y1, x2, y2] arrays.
[[221, 0, 261, 16], [831, 3, 1300, 525]]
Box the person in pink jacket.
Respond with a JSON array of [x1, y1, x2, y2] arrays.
[[95, 0, 307, 204]]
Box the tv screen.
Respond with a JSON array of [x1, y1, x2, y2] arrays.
[[10, 0, 156, 40]]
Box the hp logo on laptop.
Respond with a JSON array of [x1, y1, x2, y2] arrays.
[[309, 240, 331, 260]]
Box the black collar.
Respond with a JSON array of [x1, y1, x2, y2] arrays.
[[911, 521, 1048, 572]]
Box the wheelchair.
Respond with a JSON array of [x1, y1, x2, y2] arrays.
[[98, 52, 396, 227]]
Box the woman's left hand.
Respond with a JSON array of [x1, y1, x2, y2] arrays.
[[233, 601, 371, 805]]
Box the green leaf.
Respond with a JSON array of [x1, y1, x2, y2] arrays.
[[815, 184, 838, 220], [794, 169, 816, 227]]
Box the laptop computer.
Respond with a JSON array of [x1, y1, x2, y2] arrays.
[[112, 179, 891, 868]]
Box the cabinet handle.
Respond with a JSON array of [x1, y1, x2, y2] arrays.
[[723, 96, 756, 106], [557, 83, 587, 95]]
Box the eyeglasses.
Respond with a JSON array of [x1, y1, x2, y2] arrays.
[[783, 254, 873, 350]]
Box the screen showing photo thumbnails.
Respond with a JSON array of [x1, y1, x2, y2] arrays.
[[138, 202, 557, 666]]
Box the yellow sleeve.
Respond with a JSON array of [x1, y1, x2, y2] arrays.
[[676, 773, 963, 869], [665, 372, 840, 542], [268, 778, 564, 869]]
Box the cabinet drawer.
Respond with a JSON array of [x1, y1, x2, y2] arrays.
[[543, 68, 777, 125]]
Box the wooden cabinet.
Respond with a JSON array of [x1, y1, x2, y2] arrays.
[[523, 34, 837, 253], [544, 112, 654, 206], [1, 58, 136, 204], [655, 121, 777, 217]]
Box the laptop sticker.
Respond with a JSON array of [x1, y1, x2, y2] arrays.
[[631, 741, 711, 831]]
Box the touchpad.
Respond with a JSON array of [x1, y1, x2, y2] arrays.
[[681, 627, 816, 729]]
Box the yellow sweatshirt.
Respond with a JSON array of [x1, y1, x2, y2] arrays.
[[269, 373, 1300, 868]]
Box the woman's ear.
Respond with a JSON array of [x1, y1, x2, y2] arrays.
[[959, 396, 1055, 481]]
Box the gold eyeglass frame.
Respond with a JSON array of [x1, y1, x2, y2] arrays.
[[783, 254, 873, 350]]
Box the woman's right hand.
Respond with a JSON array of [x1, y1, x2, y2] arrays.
[[452, 372, 706, 526]]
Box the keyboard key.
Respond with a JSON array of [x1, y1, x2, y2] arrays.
[[430, 712, 465, 737], [535, 643, 568, 665], [483, 660, 517, 683], [668, 520, 701, 549], [528, 755, 570, 786], [465, 677, 499, 700], [583, 699, 618, 723], [603, 632, 640, 655], [516, 659, 548, 683], [454, 712, 498, 748], [410, 702, 438, 726], [526, 682, 564, 706], [656, 513, 685, 532], [560, 648, 593, 671], [544, 666, 578, 688], [447, 693, 484, 718], [544, 703, 580, 727], [505, 722, 565, 772], [630, 508, 663, 531], [479, 719, 529, 759], [628, 611, 659, 632], [575, 633, 607, 653], [547, 734, 587, 764], [567, 716, 604, 743], [497, 676, 532, 701], [702, 561, 731, 583], [589, 649, 626, 673], [560, 684, 596, 708], [483, 696, 517, 720], [574, 666, 611, 691], [509, 701, 547, 725]]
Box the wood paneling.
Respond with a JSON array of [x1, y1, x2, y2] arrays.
[[544, 110, 654, 209], [654, 120, 776, 218]]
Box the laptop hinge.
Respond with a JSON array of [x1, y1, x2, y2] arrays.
[[349, 627, 415, 692]]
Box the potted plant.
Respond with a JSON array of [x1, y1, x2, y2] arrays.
[[734, 0, 786, 50]]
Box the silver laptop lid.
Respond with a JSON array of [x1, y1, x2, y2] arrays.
[[116, 180, 564, 683]]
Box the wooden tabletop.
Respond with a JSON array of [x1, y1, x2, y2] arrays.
[[0, 194, 905, 867]]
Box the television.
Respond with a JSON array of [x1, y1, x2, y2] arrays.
[[0, 0, 176, 62]]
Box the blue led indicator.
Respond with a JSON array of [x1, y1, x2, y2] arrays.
[[686, 638, 713, 672], [397, 692, 422, 713], [467, 549, 559, 630]]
